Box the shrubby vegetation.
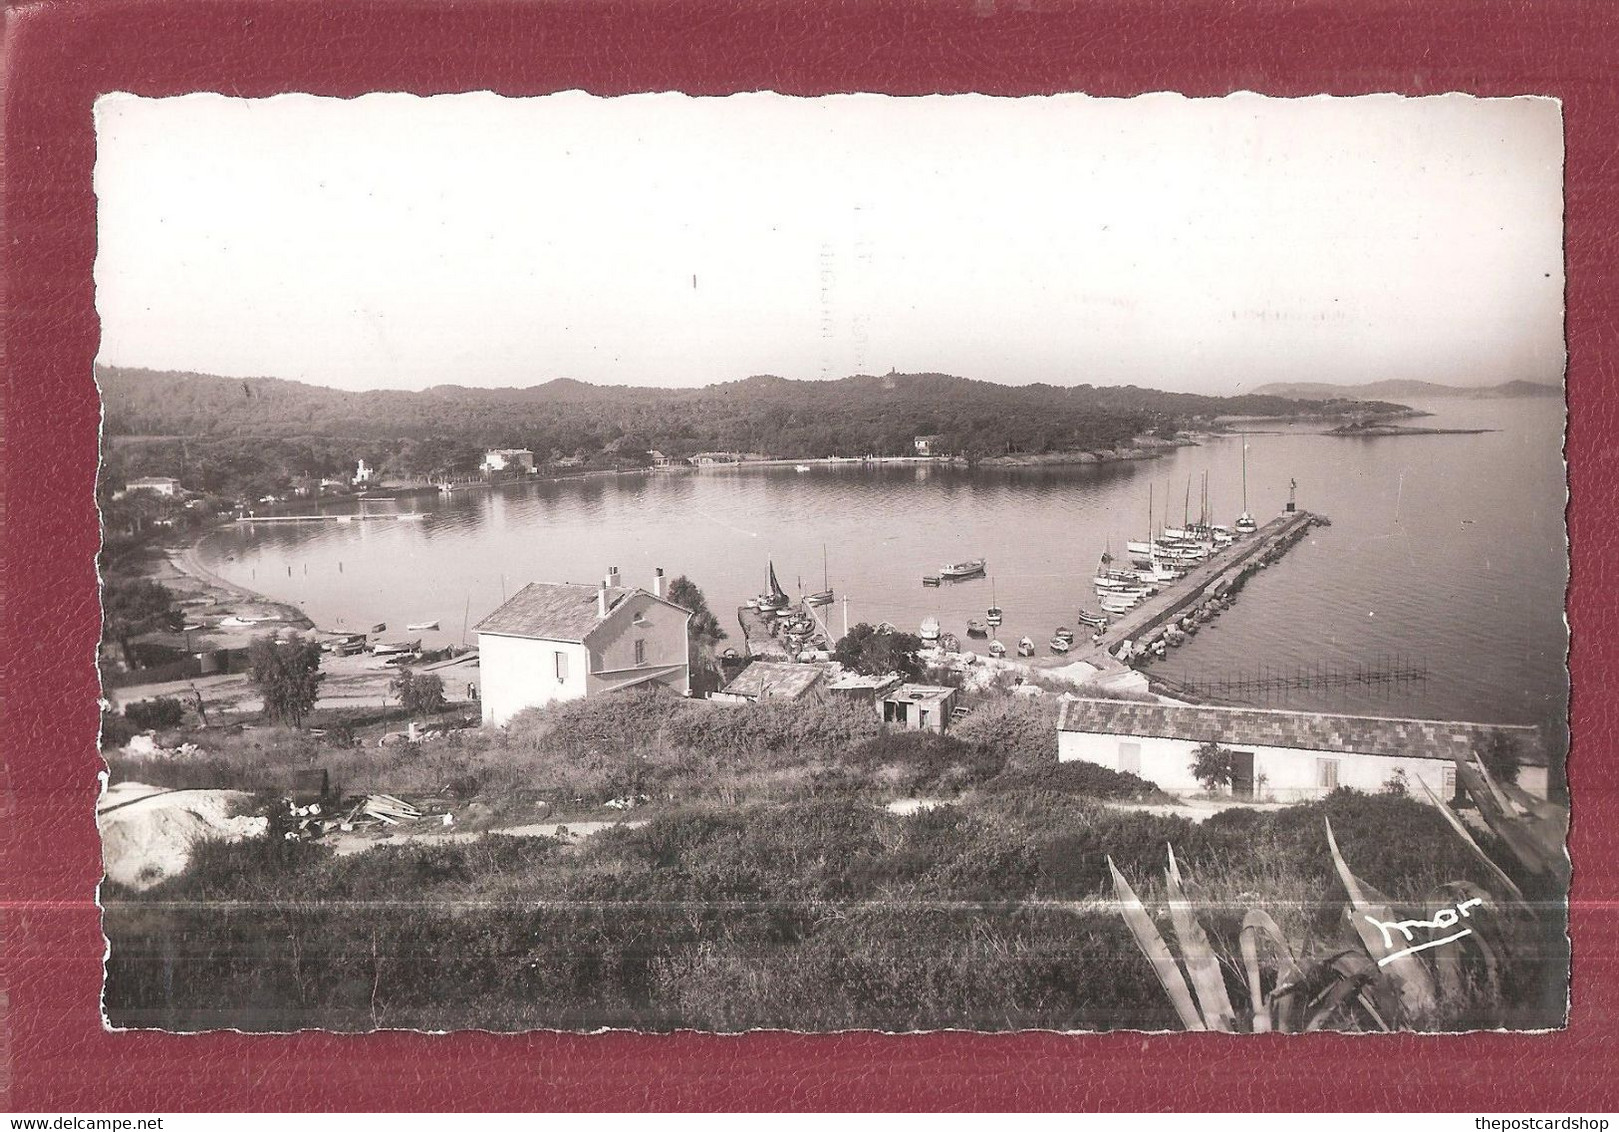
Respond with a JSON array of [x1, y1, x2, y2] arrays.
[[102, 783, 1541, 1031]]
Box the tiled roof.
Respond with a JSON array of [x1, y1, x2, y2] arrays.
[[720, 661, 826, 700], [474, 582, 627, 643], [1056, 697, 1547, 765]]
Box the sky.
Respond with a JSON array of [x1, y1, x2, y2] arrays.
[[93, 91, 1565, 393]]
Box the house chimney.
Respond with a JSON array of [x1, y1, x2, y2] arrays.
[[597, 581, 609, 618], [605, 565, 621, 590], [652, 567, 668, 600]]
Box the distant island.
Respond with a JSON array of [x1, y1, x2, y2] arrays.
[[1325, 421, 1497, 438], [1249, 378, 1563, 401]]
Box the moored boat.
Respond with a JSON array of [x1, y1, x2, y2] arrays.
[[370, 622, 387, 634], [966, 618, 989, 637], [939, 633, 960, 653], [1076, 609, 1108, 628], [920, 616, 941, 642], [405, 620, 439, 632], [1049, 636, 1072, 654], [805, 543, 834, 606], [1017, 636, 1036, 657], [759, 561, 792, 611], [987, 578, 1002, 626], [988, 639, 1007, 658], [939, 557, 987, 580], [1054, 626, 1075, 643]]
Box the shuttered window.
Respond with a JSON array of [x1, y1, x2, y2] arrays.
[[1317, 758, 1340, 790]]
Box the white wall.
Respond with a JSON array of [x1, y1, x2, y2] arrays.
[[1058, 729, 1547, 803], [478, 633, 589, 726]]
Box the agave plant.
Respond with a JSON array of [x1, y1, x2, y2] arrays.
[[1108, 759, 1569, 1033], [1108, 846, 1390, 1032]]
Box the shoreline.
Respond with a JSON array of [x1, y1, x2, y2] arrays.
[[170, 531, 317, 632]]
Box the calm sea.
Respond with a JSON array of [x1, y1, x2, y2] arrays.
[[195, 397, 1569, 728]]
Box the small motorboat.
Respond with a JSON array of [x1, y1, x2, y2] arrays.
[[406, 620, 440, 632], [966, 618, 989, 637], [1017, 636, 1036, 657], [370, 622, 387, 634], [939, 558, 987, 581], [939, 633, 960, 653], [1054, 627, 1075, 643], [1076, 609, 1108, 628], [1049, 636, 1072, 654], [920, 616, 941, 642], [988, 639, 1007, 658], [922, 575, 942, 587]]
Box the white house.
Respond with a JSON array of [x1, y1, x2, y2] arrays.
[[913, 435, 945, 457], [1056, 697, 1549, 803], [354, 458, 374, 484], [122, 476, 181, 497], [482, 448, 536, 474], [473, 566, 693, 726]]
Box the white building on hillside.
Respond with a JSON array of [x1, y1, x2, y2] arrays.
[[122, 476, 181, 497], [482, 448, 536, 474], [1056, 697, 1549, 803], [474, 566, 693, 726]]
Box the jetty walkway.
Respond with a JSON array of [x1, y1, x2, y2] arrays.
[[1072, 509, 1323, 677]]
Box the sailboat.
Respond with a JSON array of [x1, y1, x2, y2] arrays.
[[805, 544, 834, 606], [986, 578, 1003, 626], [759, 560, 791, 611], [1235, 434, 1258, 535]]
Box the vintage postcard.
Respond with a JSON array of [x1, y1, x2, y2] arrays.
[[92, 90, 1568, 1034]]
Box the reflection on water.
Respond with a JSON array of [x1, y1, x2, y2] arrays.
[[198, 398, 1568, 727]]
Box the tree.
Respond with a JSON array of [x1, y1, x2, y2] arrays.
[[665, 575, 727, 695], [833, 622, 924, 681], [248, 633, 325, 728], [391, 670, 446, 714], [101, 576, 183, 662], [1189, 741, 1239, 793], [666, 576, 726, 644]]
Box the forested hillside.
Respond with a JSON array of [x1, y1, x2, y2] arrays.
[[101, 366, 1398, 456]]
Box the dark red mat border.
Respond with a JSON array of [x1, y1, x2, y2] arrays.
[[3, 0, 1615, 1112]]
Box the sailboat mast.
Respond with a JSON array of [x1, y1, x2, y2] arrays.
[[1240, 434, 1249, 514]]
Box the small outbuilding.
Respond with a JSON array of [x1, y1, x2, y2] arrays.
[[710, 660, 826, 704], [1056, 697, 1549, 803], [878, 683, 959, 733]]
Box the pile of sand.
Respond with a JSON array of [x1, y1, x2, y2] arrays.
[[98, 782, 268, 890]]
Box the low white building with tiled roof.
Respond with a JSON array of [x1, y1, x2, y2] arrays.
[[1056, 697, 1549, 803], [474, 566, 692, 726]]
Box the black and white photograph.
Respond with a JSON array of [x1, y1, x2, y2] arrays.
[[93, 91, 1569, 1033]]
